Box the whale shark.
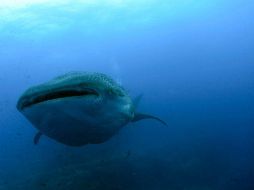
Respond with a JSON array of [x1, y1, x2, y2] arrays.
[[17, 72, 167, 146]]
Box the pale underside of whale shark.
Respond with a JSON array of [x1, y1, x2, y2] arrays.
[[17, 72, 167, 146]]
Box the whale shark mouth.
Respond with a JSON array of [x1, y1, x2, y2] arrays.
[[19, 88, 99, 110]]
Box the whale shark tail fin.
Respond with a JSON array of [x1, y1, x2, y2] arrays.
[[132, 113, 168, 126]]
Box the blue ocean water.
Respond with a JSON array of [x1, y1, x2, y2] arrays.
[[0, 0, 253, 189]]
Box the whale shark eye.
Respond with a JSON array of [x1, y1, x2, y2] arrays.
[[107, 88, 124, 97], [117, 90, 124, 97], [107, 89, 115, 96]]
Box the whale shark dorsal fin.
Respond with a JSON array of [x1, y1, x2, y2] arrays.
[[132, 113, 168, 126], [34, 131, 43, 145]]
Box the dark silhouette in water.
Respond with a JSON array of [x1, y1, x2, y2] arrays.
[[17, 72, 167, 146]]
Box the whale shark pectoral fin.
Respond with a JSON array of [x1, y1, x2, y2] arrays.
[[132, 113, 168, 126], [33, 131, 43, 145]]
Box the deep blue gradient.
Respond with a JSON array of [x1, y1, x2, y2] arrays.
[[0, 1, 253, 189]]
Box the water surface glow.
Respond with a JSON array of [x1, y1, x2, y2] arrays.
[[0, 0, 221, 38]]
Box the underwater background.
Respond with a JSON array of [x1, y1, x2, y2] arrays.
[[0, 0, 254, 189]]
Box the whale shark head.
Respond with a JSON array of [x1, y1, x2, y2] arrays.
[[17, 72, 134, 146]]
